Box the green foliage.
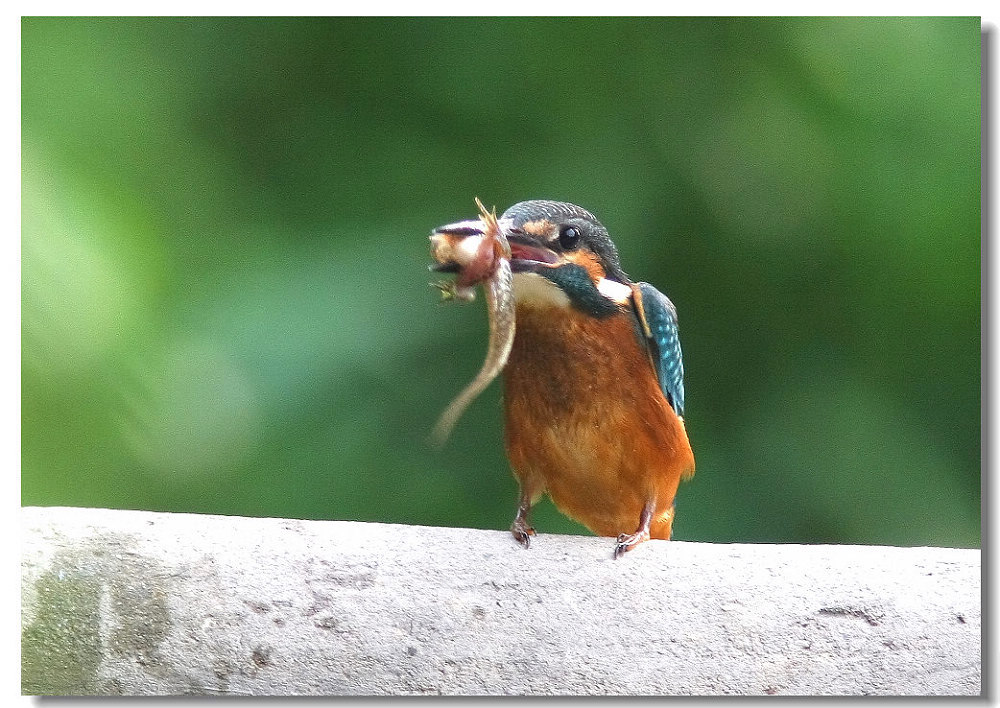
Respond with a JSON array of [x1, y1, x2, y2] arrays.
[[22, 17, 980, 547]]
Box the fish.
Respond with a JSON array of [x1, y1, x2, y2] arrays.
[[428, 198, 515, 447]]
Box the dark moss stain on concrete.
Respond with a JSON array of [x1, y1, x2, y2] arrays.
[[21, 562, 102, 695], [21, 533, 174, 695]]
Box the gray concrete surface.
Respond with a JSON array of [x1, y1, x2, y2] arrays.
[[21, 506, 981, 696]]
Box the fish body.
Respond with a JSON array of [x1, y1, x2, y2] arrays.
[[429, 200, 515, 446]]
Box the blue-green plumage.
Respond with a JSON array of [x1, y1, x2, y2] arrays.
[[635, 282, 685, 418], [537, 263, 622, 318]]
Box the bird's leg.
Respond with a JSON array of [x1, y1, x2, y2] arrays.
[[510, 488, 537, 548], [613, 499, 655, 559]]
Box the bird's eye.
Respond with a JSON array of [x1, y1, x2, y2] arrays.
[[558, 225, 581, 250]]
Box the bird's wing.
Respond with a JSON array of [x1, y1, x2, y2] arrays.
[[632, 282, 685, 417]]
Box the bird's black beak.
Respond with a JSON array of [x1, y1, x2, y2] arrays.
[[505, 228, 559, 273]]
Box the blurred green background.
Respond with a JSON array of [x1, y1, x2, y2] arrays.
[[22, 17, 980, 547]]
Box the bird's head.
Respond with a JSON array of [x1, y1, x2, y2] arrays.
[[432, 200, 634, 316]]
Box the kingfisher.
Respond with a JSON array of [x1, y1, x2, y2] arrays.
[[435, 200, 694, 557]]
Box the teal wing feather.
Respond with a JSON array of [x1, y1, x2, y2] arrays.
[[634, 282, 685, 417]]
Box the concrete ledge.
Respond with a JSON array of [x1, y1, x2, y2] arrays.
[[21, 506, 981, 695]]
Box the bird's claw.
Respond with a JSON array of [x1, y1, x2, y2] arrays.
[[511, 520, 536, 548], [613, 530, 649, 559]]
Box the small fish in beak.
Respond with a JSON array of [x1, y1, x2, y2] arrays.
[[428, 198, 516, 446]]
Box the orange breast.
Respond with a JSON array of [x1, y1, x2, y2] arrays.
[[503, 304, 695, 539]]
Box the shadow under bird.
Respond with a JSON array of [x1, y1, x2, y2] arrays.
[[430, 199, 694, 558]]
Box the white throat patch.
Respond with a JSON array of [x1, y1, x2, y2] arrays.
[[512, 272, 571, 308]]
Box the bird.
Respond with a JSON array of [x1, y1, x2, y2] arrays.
[[436, 200, 694, 557]]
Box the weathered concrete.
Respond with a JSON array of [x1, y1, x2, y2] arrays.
[[21, 506, 980, 696]]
